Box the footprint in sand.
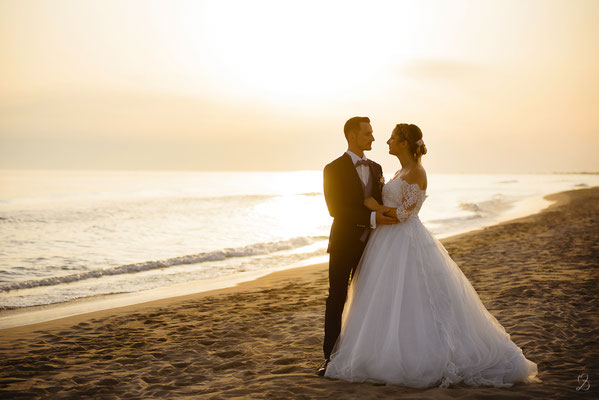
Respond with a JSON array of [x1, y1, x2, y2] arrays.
[[213, 360, 246, 371], [215, 350, 243, 359], [273, 357, 295, 365], [272, 365, 301, 374]]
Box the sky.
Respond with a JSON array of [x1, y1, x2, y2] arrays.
[[1, 0, 598, 173]]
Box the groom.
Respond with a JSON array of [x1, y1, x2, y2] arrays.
[[318, 116, 398, 376]]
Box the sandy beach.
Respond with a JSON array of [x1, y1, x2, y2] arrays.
[[1, 187, 597, 399]]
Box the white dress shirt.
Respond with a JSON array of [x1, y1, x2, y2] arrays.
[[346, 151, 377, 229]]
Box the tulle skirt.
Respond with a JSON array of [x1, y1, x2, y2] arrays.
[[324, 216, 539, 388]]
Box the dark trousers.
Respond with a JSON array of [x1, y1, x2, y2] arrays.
[[323, 240, 366, 360]]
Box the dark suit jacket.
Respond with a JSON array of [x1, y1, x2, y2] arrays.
[[323, 153, 384, 253]]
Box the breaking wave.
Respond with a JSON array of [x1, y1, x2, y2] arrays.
[[0, 236, 327, 292]]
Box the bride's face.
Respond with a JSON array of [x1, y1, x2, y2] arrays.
[[387, 131, 405, 156]]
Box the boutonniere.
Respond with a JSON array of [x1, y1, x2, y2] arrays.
[[379, 175, 385, 186]]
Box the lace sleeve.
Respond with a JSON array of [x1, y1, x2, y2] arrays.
[[395, 183, 421, 222]]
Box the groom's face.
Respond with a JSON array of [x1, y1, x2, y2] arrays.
[[353, 122, 375, 151]]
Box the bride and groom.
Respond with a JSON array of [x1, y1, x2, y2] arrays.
[[318, 117, 539, 388]]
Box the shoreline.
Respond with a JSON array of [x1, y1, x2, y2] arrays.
[[0, 187, 597, 399], [0, 189, 562, 331], [0, 256, 329, 331], [0, 261, 328, 335]]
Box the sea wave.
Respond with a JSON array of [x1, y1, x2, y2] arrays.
[[427, 194, 515, 229], [299, 192, 323, 196], [0, 192, 282, 207], [458, 195, 513, 217], [0, 236, 327, 292]]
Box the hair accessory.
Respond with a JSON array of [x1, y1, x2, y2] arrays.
[[416, 139, 424, 146]]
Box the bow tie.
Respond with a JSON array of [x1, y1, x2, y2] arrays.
[[354, 159, 370, 167]]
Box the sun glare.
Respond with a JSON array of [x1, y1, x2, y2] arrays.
[[195, 1, 413, 105]]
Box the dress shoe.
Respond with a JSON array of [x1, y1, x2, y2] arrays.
[[317, 359, 330, 376]]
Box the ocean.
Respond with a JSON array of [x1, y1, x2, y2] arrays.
[[1, 169, 597, 310]]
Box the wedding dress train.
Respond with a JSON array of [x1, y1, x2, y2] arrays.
[[324, 177, 539, 388]]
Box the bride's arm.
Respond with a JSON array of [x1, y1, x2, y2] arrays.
[[384, 203, 417, 222], [387, 169, 427, 222], [384, 187, 421, 222]]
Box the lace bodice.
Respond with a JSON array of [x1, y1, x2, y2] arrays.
[[382, 177, 427, 222]]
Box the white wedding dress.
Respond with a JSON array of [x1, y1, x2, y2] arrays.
[[324, 176, 539, 388]]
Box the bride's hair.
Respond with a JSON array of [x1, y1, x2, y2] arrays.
[[393, 124, 427, 160]]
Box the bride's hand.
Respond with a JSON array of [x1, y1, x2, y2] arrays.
[[364, 197, 383, 211]]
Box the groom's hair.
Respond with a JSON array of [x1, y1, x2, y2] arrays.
[[344, 116, 370, 139]]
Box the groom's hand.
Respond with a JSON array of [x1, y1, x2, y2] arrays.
[[376, 209, 398, 225]]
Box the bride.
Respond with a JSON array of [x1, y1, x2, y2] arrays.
[[324, 124, 539, 388]]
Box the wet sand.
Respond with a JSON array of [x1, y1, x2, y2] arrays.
[[1, 187, 597, 399]]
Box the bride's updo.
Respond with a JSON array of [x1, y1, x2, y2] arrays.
[[393, 123, 427, 161]]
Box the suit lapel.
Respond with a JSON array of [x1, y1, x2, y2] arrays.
[[341, 153, 364, 195], [367, 161, 376, 183]]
